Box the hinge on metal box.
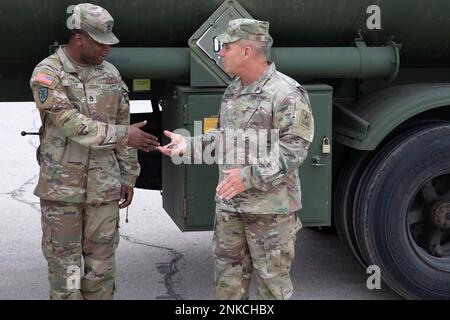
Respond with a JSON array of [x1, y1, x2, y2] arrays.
[[183, 197, 187, 219]]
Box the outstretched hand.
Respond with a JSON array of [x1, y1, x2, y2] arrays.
[[157, 130, 187, 156], [128, 120, 159, 152]]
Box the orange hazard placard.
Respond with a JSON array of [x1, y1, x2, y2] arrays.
[[203, 117, 218, 133]]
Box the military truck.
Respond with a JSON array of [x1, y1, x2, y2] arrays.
[[3, 0, 449, 299]]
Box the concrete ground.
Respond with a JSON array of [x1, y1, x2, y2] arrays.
[[0, 102, 400, 300]]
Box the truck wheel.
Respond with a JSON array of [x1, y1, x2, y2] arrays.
[[354, 123, 450, 299], [334, 122, 441, 269], [333, 149, 372, 268]]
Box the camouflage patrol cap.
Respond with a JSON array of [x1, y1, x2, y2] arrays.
[[217, 18, 270, 44], [67, 3, 119, 45]]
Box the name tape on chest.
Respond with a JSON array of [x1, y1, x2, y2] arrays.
[[100, 84, 121, 90], [63, 81, 120, 91], [66, 82, 84, 89]]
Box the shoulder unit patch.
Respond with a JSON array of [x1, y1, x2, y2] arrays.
[[38, 87, 48, 103]]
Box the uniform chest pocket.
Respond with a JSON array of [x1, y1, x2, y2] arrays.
[[61, 74, 85, 106], [94, 83, 121, 106], [220, 102, 238, 129], [240, 99, 272, 130]]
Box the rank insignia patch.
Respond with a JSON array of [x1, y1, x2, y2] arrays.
[[38, 87, 48, 103]]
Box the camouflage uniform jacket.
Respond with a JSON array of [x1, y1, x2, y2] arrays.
[[190, 63, 314, 214], [30, 47, 140, 203]]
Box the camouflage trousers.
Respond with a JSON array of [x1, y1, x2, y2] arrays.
[[213, 208, 302, 300], [40, 199, 120, 300]]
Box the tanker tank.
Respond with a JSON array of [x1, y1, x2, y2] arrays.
[[2, 0, 450, 71]]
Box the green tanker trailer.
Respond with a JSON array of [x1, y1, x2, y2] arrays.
[[3, 0, 450, 299]]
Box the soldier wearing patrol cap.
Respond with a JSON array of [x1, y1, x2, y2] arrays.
[[159, 18, 314, 299], [30, 3, 159, 299]]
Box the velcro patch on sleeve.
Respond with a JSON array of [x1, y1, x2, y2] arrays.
[[33, 85, 54, 109], [38, 87, 48, 103], [299, 108, 313, 129], [35, 72, 55, 86], [291, 106, 314, 142]]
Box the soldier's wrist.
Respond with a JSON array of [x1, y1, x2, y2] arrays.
[[116, 125, 130, 149], [240, 166, 253, 190], [121, 177, 136, 188]]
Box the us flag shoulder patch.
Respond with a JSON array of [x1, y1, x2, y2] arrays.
[[35, 73, 55, 86]]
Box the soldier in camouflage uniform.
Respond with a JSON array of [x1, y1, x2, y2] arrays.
[[159, 19, 314, 299], [30, 3, 158, 300]]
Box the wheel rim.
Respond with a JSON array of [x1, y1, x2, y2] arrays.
[[408, 172, 450, 272]]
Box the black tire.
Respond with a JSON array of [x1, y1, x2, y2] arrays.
[[354, 123, 450, 299], [333, 149, 372, 268], [335, 122, 443, 268], [352, 122, 448, 270]]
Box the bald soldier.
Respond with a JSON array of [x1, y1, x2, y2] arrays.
[[159, 19, 314, 299], [30, 3, 158, 299]]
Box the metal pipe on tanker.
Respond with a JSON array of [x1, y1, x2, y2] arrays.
[[272, 43, 400, 80], [106, 47, 190, 80], [106, 43, 399, 81]]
